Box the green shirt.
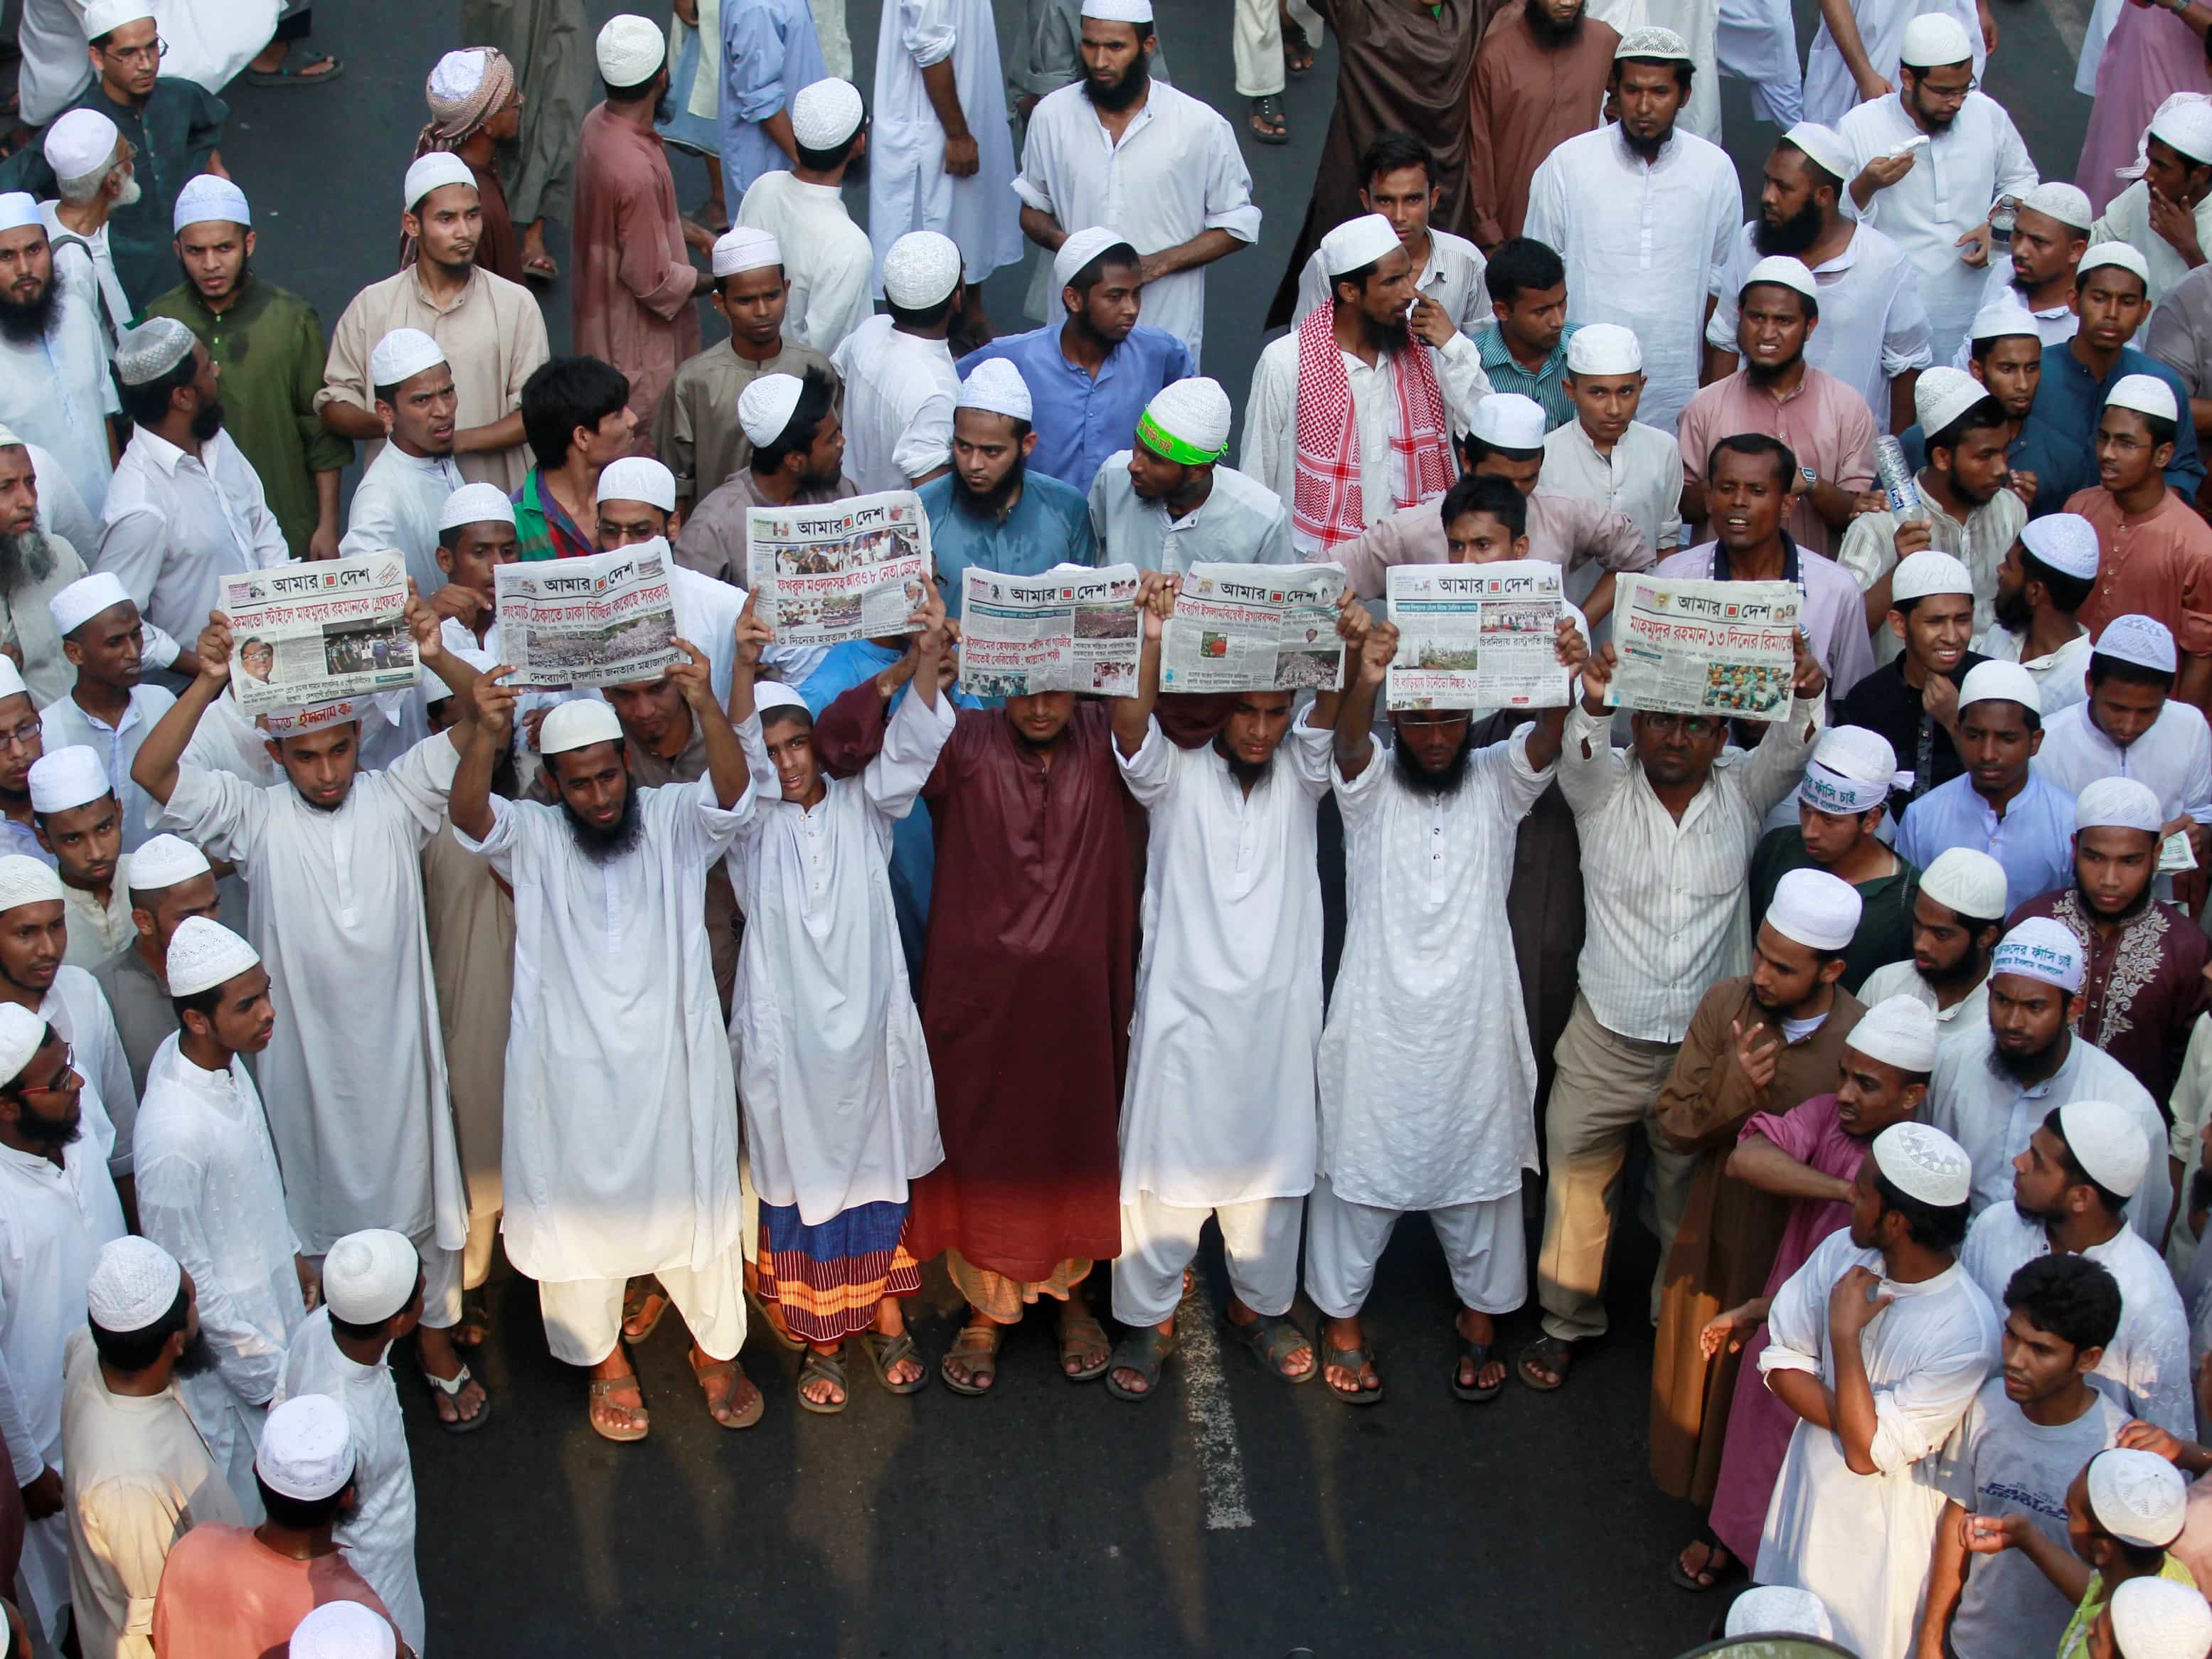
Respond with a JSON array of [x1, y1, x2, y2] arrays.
[[2057, 1556, 2196, 1659], [139, 277, 352, 559]]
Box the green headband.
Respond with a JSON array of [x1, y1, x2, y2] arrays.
[[1137, 410, 1225, 467]]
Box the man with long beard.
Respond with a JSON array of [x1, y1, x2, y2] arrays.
[[920, 361, 1092, 615], [1465, 0, 1622, 253], [0, 195, 118, 521], [0, 434, 102, 708]]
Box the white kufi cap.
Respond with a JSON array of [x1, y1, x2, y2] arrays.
[[1319, 213, 1400, 277], [437, 481, 516, 533], [427, 47, 489, 103], [2020, 180, 2093, 230], [2021, 513, 2102, 580], [1724, 1586, 1835, 1642], [1957, 658, 2042, 716], [756, 681, 812, 718], [596, 14, 666, 83], [711, 225, 779, 277], [322, 1228, 420, 1325], [1615, 24, 1691, 58], [1919, 846, 2010, 921], [0, 1004, 47, 1089], [2088, 1449, 2189, 1547], [1139, 376, 1233, 464], [1765, 866, 1863, 952], [1782, 122, 1855, 183], [368, 326, 446, 389], [2152, 97, 2212, 166], [43, 110, 119, 181], [403, 150, 477, 212], [2096, 612, 2179, 673], [0, 855, 63, 912], [28, 746, 108, 814], [80, 0, 151, 38], [1916, 365, 1989, 437], [127, 833, 209, 891], [1892, 549, 1974, 602], [791, 78, 864, 151], [2110, 1577, 2212, 1659], [87, 1235, 181, 1333], [114, 317, 196, 386], [1565, 323, 1642, 375], [738, 373, 806, 447], [289, 1601, 398, 1659], [1969, 294, 2042, 344], [257, 1394, 355, 1502], [2076, 775, 2165, 835], [2080, 243, 2152, 287], [596, 455, 675, 511], [1742, 254, 1817, 302], [2057, 1098, 2152, 1198], [0, 195, 36, 235], [1798, 722, 1898, 815], [2108, 373, 2181, 425], [540, 699, 624, 755], [166, 915, 260, 997], [1846, 995, 1941, 1074], [957, 358, 1033, 422], [1052, 225, 1132, 292], [1871, 1121, 1973, 1207], [883, 230, 962, 308], [1900, 11, 1973, 63], [47, 570, 131, 639], [1080, 0, 1154, 20], [171, 173, 250, 234], [1993, 916, 2085, 993], [1470, 393, 1547, 452]]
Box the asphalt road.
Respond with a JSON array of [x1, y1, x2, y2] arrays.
[[186, 1, 2104, 1653]]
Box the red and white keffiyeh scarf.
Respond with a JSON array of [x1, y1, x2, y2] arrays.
[[1288, 303, 1455, 551]]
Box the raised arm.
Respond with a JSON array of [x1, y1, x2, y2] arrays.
[[1334, 603, 1391, 781], [405, 583, 479, 747], [450, 667, 515, 843], [1112, 571, 1176, 758], [1524, 616, 1588, 773], [130, 614, 232, 807], [665, 638, 748, 810]]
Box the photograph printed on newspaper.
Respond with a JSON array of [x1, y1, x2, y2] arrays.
[[1384, 560, 1570, 712], [223, 550, 418, 717], [744, 489, 932, 647], [1159, 561, 1346, 693], [491, 543, 679, 690], [959, 563, 1142, 698], [1604, 574, 1800, 723]]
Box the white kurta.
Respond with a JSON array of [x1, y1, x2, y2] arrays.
[[866, 0, 1024, 289], [0, 247, 119, 520], [338, 444, 464, 600], [1756, 1227, 2001, 1659], [829, 314, 960, 491], [1540, 419, 1686, 561], [728, 692, 950, 1220], [458, 777, 750, 1283], [132, 1033, 307, 1520], [156, 738, 468, 1259], [733, 171, 878, 356], [38, 205, 129, 346], [1088, 458, 1293, 574], [2093, 186, 2212, 326], [272, 1309, 421, 1654], [96, 426, 290, 647], [1804, 0, 1987, 129], [41, 966, 139, 1183], [41, 685, 181, 855], [1586, 0, 1721, 142], [1115, 713, 1330, 1208], [16, 0, 92, 126], [1292, 230, 1491, 343], [2034, 699, 2212, 826], [1973, 625, 2093, 715]]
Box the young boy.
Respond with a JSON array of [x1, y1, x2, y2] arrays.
[[27, 747, 130, 967], [1541, 321, 1683, 568]]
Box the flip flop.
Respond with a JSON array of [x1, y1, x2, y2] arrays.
[[688, 1351, 764, 1429], [1104, 1324, 1179, 1402], [1321, 1341, 1383, 1405], [1669, 1538, 1743, 1594], [1248, 95, 1289, 146], [1055, 1302, 1112, 1383], [420, 1361, 491, 1434], [1228, 1311, 1317, 1384], [938, 1321, 1001, 1396], [1516, 1334, 1573, 1392], [1282, 20, 1315, 73], [245, 53, 344, 86], [797, 1348, 848, 1415], [1452, 1340, 1504, 1403], [860, 1330, 930, 1396], [587, 1374, 648, 1443], [521, 253, 559, 284]]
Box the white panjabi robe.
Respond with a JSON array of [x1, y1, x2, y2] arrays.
[[337, 443, 464, 600]]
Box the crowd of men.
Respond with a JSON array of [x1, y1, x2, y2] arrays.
[[0, 0, 2210, 1649]]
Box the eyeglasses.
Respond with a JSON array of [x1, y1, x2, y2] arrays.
[[0, 720, 40, 753], [1639, 712, 1724, 739], [101, 36, 167, 65], [18, 1045, 78, 1099]]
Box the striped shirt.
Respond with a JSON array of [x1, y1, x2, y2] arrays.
[[1558, 693, 1824, 1042]]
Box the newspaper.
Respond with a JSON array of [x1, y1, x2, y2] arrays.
[[959, 563, 1142, 698], [491, 544, 679, 690], [744, 489, 932, 647], [223, 550, 418, 718], [1605, 574, 1801, 724], [1384, 560, 1569, 712], [1159, 562, 1346, 693]]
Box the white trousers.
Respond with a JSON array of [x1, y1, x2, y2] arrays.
[[1112, 1190, 1304, 1326], [537, 1245, 748, 1367], [1233, 0, 1325, 98], [1302, 1175, 1527, 1320]]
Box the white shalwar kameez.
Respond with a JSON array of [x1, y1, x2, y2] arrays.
[[1304, 729, 1552, 1320], [1522, 124, 1743, 434], [1717, 0, 1804, 127], [830, 314, 960, 491], [15, 0, 92, 127], [1111, 712, 1330, 1328], [733, 171, 878, 356], [1756, 1227, 1999, 1659], [41, 964, 139, 1182], [0, 252, 119, 520], [1804, 0, 1987, 129], [149, 0, 282, 97], [457, 777, 753, 1366], [728, 693, 950, 1221], [132, 1032, 308, 1521], [337, 444, 465, 599], [41, 684, 181, 855]]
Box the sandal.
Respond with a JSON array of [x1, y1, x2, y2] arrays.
[[1282, 18, 1315, 73], [521, 252, 558, 284], [688, 1350, 764, 1429], [797, 1348, 848, 1415], [861, 1330, 929, 1396], [1517, 1334, 1574, 1392], [1669, 1537, 1743, 1594], [621, 1278, 669, 1343], [1228, 1311, 1316, 1384], [939, 1321, 1001, 1396], [1055, 1301, 1112, 1383], [1452, 1340, 1504, 1403], [1322, 1341, 1384, 1405], [420, 1361, 491, 1434], [245, 53, 344, 86], [587, 1373, 648, 1442], [746, 1287, 806, 1352], [1248, 95, 1289, 146], [1104, 1324, 1179, 1402]]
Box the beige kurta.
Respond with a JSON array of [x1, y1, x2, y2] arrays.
[[421, 822, 514, 1286], [650, 339, 840, 505]]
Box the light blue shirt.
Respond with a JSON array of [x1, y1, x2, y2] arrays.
[[1895, 769, 2078, 913], [718, 0, 829, 203], [918, 470, 1097, 618], [957, 324, 1195, 494]]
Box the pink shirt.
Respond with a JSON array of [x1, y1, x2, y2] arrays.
[[1331, 485, 1653, 599], [151, 1525, 394, 1659], [2070, 486, 2212, 657], [571, 104, 703, 442], [1676, 366, 1878, 559]]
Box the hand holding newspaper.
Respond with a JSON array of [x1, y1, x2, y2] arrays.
[[1159, 562, 1347, 693], [1384, 560, 1570, 711], [1604, 573, 1802, 724], [222, 550, 419, 716], [744, 489, 934, 647], [491, 543, 679, 690], [959, 564, 1143, 698]]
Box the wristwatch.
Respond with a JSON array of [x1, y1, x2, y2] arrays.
[[1800, 465, 1819, 490]]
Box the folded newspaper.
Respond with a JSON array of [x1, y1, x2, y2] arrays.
[[491, 544, 679, 690], [745, 489, 933, 648], [223, 550, 418, 718], [1605, 574, 1800, 724], [960, 563, 1142, 698], [1159, 562, 1346, 694], [1385, 560, 1570, 712]]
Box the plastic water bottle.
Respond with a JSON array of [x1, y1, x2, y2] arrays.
[[1876, 435, 1925, 520], [1989, 193, 2019, 252]]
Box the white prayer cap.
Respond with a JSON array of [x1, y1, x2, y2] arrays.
[[791, 78, 865, 151], [1918, 846, 2010, 921], [1969, 294, 2042, 345], [2079, 243, 2152, 287], [1891, 549, 1974, 602], [1797, 723, 1897, 816], [2057, 1099, 2152, 1197], [1993, 916, 2086, 993], [437, 481, 516, 533], [171, 173, 250, 234], [882, 230, 962, 308], [0, 855, 63, 912], [2096, 613, 2179, 673], [0, 425, 18, 449], [1780, 122, 1855, 184], [1565, 323, 1642, 375], [0, 1005, 45, 1089], [257, 1394, 355, 1502], [2088, 1449, 2190, 1547], [1723, 1586, 1835, 1642], [1080, 0, 1154, 21], [322, 1228, 420, 1325], [87, 1235, 181, 1332], [2021, 513, 2102, 580], [43, 110, 119, 182], [2107, 373, 2181, 425], [2152, 97, 2212, 166], [1871, 1121, 1973, 1207], [1052, 225, 1132, 292], [1319, 213, 1401, 277], [2019, 180, 2094, 230], [595, 455, 676, 511], [1139, 376, 1233, 464], [368, 326, 446, 389], [738, 373, 806, 447], [1915, 366, 1989, 437], [711, 225, 780, 277], [127, 833, 209, 892], [1845, 995, 1942, 1074], [289, 1601, 397, 1659], [1765, 867, 1863, 952], [403, 150, 477, 212], [1469, 393, 1548, 452], [1741, 254, 1817, 302], [539, 699, 624, 756], [428, 47, 489, 102], [2110, 1577, 2212, 1659], [47, 570, 132, 639], [595, 14, 666, 84], [1614, 23, 1691, 58], [0, 657, 27, 703], [1957, 658, 2043, 716], [2076, 775, 2165, 836], [755, 681, 812, 719], [0, 196, 36, 235], [80, 0, 152, 38], [1900, 11, 1973, 64], [28, 747, 109, 815], [114, 317, 196, 386], [166, 915, 260, 997], [957, 358, 1033, 422]]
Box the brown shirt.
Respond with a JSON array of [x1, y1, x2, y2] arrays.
[[651, 338, 841, 503], [671, 469, 857, 588], [1465, 5, 1622, 249]]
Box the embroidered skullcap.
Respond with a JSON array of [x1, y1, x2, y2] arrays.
[[1892, 550, 1974, 602], [1969, 293, 2041, 344], [1052, 225, 1132, 292], [2021, 513, 2102, 580], [596, 14, 666, 84], [791, 78, 865, 151], [1957, 658, 2042, 716], [1781, 122, 1855, 184], [539, 699, 624, 755], [437, 481, 516, 533], [1139, 377, 1232, 465], [1871, 1121, 1972, 1207], [1916, 366, 1989, 437], [1319, 213, 1400, 277], [1080, 0, 1154, 21], [257, 1395, 354, 1502], [87, 1235, 181, 1333], [2079, 244, 2152, 287], [2020, 181, 2093, 230], [368, 327, 445, 389], [0, 1005, 45, 1089], [2088, 1449, 2190, 1547], [1723, 1586, 1835, 1642], [43, 110, 119, 182], [2057, 1099, 2152, 1198], [166, 915, 260, 997], [1615, 24, 1691, 58], [0, 196, 36, 235], [114, 317, 196, 386], [712, 226, 780, 277], [1993, 916, 2085, 993], [403, 151, 477, 213], [80, 0, 151, 39], [1765, 867, 1863, 952], [2096, 613, 2179, 673], [596, 455, 676, 511], [2108, 373, 2181, 425], [738, 373, 806, 447], [288, 1601, 397, 1659], [1919, 846, 2009, 922], [1565, 323, 1642, 375], [957, 358, 1033, 422], [323, 1229, 420, 1325], [2153, 97, 2212, 166], [1797, 723, 1897, 815], [2110, 1577, 2212, 1659], [2076, 776, 2165, 836], [1900, 11, 1973, 64], [171, 174, 250, 235], [1469, 393, 1548, 452], [882, 230, 962, 307], [428, 48, 489, 105], [261, 699, 363, 737], [1845, 995, 1941, 1074], [755, 681, 812, 718], [1742, 254, 1817, 302], [127, 833, 208, 892], [48, 570, 132, 639], [28, 747, 108, 814], [0, 855, 63, 912]]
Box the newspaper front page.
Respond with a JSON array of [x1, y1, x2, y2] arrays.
[[492, 545, 679, 690], [959, 563, 1142, 698], [744, 489, 932, 648], [1605, 574, 1799, 724], [1384, 560, 1569, 712], [223, 551, 418, 717], [1159, 562, 1346, 693]]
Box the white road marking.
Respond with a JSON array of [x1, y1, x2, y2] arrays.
[[1176, 1285, 1255, 1532]]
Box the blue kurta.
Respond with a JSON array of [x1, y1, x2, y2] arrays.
[[918, 469, 1097, 617], [717, 0, 829, 206], [2028, 342, 2204, 502], [1895, 771, 2079, 914], [957, 323, 1194, 494]]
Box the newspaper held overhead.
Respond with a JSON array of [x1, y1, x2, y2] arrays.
[[1160, 562, 1346, 694], [745, 489, 933, 648], [1385, 560, 1570, 712], [223, 550, 419, 718], [491, 543, 679, 690], [960, 563, 1143, 698], [1605, 573, 1801, 725]]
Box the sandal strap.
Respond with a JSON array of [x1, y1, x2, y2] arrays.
[[949, 1323, 1002, 1356], [422, 1362, 474, 1397]]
